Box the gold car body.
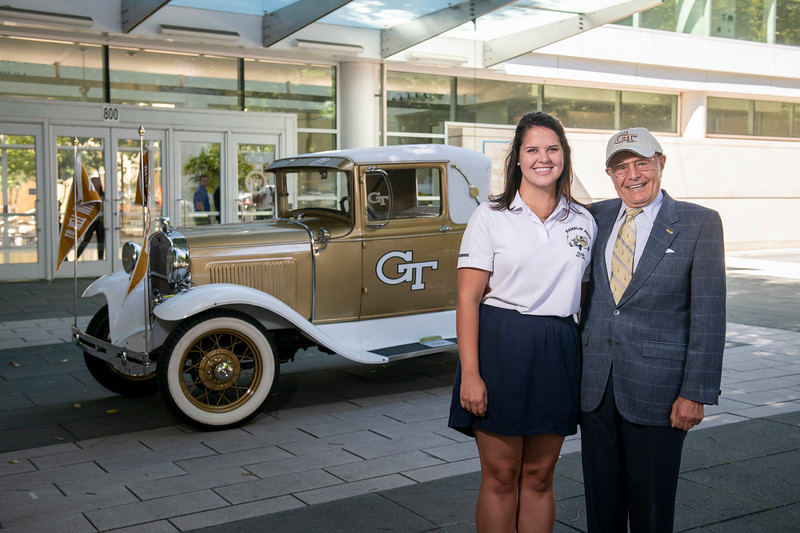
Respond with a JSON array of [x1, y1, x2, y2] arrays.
[[75, 144, 492, 429], [81, 144, 492, 365]]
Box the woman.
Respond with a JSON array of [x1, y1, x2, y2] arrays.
[[448, 111, 596, 532]]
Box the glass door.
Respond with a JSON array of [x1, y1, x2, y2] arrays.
[[112, 129, 164, 267], [53, 126, 110, 279], [174, 132, 224, 227], [231, 133, 280, 222], [0, 124, 45, 280], [172, 132, 280, 226], [53, 127, 168, 278]]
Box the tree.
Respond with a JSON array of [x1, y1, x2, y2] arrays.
[[182, 145, 253, 191]]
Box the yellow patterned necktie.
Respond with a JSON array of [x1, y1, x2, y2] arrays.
[[610, 207, 643, 303]]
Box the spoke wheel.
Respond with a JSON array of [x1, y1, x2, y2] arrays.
[[157, 310, 278, 430], [83, 305, 157, 396]]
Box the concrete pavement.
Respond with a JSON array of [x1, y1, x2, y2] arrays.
[[0, 249, 798, 532]]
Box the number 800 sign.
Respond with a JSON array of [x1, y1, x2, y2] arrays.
[[102, 106, 120, 122]]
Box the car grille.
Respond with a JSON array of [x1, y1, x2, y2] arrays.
[[208, 259, 297, 309]]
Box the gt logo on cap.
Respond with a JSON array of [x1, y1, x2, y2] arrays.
[[615, 132, 638, 144]]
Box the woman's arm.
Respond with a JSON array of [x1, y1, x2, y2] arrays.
[[457, 267, 491, 417]]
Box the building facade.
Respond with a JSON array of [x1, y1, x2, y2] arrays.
[[1, 0, 798, 281]]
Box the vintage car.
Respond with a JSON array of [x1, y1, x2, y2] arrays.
[[74, 144, 492, 430]]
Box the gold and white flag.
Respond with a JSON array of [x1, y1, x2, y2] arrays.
[[55, 154, 101, 272], [126, 145, 151, 296]]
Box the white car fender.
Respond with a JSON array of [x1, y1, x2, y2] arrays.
[[153, 284, 388, 364], [83, 271, 150, 351]]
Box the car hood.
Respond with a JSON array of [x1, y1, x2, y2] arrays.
[[179, 217, 352, 248]]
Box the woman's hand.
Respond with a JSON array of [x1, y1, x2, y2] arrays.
[[456, 267, 491, 417], [460, 373, 488, 417]]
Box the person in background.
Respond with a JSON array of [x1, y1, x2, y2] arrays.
[[448, 111, 596, 532], [193, 174, 211, 225], [579, 127, 726, 532], [76, 176, 105, 260], [213, 185, 221, 223]]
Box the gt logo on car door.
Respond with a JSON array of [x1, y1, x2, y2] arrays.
[[376, 250, 438, 290]]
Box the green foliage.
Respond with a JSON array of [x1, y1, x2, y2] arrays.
[[777, 0, 800, 45], [182, 145, 254, 190]]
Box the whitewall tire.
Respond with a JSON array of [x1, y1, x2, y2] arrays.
[[157, 309, 279, 430]]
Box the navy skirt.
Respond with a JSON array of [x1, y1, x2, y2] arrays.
[[448, 304, 581, 438]]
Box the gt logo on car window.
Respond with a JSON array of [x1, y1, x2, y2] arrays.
[[376, 250, 438, 290], [367, 191, 390, 206]]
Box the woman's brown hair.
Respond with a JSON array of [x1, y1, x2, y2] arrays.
[[491, 111, 582, 217]]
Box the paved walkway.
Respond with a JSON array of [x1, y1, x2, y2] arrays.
[[0, 250, 798, 532]]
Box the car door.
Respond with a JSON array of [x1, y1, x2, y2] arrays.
[[360, 163, 459, 319]]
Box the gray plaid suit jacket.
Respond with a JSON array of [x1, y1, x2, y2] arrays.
[[580, 190, 726, 426]]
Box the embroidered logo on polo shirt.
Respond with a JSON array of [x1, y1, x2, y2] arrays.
[[565, 226, 592, 260]]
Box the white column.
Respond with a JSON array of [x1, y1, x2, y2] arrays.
[[681, 91, 707, 139], [339, 61, 381, 149]]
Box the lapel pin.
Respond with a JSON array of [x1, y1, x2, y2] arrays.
[[666, 228, 674, 234]]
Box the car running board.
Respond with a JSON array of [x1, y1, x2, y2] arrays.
[[369, 337, 457, 362]]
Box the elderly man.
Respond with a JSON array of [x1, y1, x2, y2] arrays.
[[579, 127, 726, 532]]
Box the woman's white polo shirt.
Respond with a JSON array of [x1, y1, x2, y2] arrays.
[[457, 193, 596, 317]]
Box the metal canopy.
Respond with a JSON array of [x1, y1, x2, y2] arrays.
[[380, 0, 515, 59], [136, 0, 663, 65], [263, 0, 354, 48], [122, 0, 170, 33], [483, 0, 663, 66]]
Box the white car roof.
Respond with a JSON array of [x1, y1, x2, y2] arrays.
[[277, 144, 493, 224]]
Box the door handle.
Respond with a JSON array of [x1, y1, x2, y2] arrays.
[[439, 225, 451, 233]]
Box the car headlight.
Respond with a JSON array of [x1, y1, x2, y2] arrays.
[[149, 218, 191, 297], [165, 244, 190, 284], [122, 241, 141, 274]]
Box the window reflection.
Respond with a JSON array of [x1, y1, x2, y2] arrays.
[[709, 97, 796, 137], [0, 134, 38, 265], [387, 72, 451, 135], [711, 0, 766, 42], [708, 97, 751, 135], [544, 85, 615, 130], [621, 91, 678, 133], [777, 0, 800, 46], [238, 144, 276, 221], [180, 142, 220, 226], [56, 137, 105, 262], [117, 139, 162, 258], [244, 60, 336, 129], [109, 49, 238, 110], [0, 38, 103, 102]]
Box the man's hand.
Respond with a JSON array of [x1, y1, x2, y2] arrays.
[[670, 396, 704, 431]]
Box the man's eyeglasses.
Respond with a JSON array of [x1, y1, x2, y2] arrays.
[[608, 156, 659, 179]]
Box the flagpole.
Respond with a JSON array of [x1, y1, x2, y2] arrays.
[[139, 125, 150, 352], [72, 137, 79, 328]]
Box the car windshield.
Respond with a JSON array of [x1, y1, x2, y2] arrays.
[[277, 168, 352, 218]]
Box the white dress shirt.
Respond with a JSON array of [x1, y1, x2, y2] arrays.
[[604, 190, 664, 278]]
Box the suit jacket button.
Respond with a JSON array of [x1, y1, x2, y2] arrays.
[[607, 339, 613, 345], [612, 309, 620, 316]]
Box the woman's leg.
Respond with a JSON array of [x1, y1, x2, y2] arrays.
[[516, 434, 565, 533], [475, 429, 523, 533]]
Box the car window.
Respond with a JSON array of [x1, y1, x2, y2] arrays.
[[283, 169, 351, 216], [366, 167, 441, 220]]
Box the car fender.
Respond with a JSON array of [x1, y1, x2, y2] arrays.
[[82, 271, 150, 351], [82, 270, 131, 311], [153, 284, 388, 364]]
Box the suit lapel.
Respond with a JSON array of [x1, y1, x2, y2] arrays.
[[593, 200, 621, 304], [617, 192, 679, 305]]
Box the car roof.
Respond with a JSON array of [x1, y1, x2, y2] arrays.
[[269, 144, 493, 224]]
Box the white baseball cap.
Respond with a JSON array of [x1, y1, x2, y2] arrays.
[[605, 127, 663, 167]]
